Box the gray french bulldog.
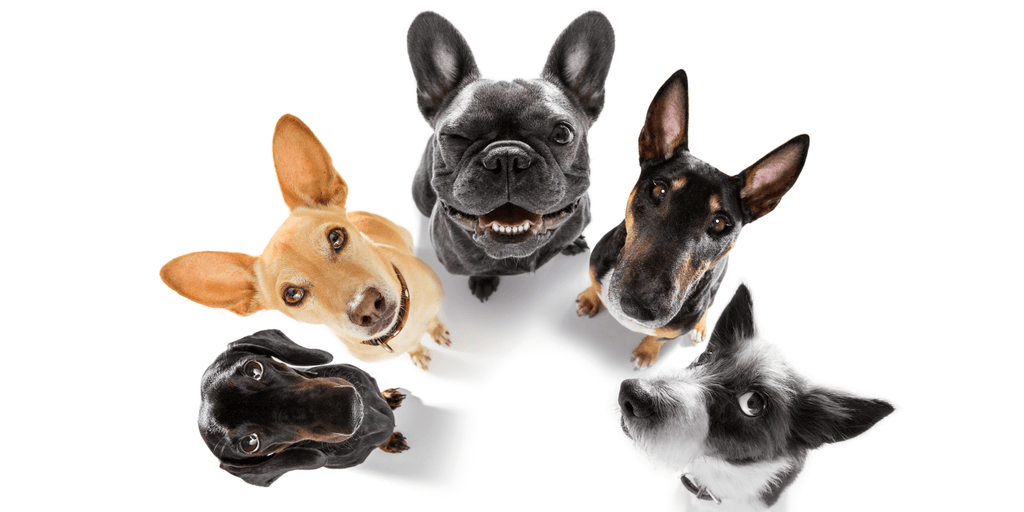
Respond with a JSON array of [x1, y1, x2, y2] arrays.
[[407, 11, 615, 301]]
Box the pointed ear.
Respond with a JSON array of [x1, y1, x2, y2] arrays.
[[737, 134, 809, 221], [541, 11, 615, 122], [160, 251, 263, 316], [272, 114, 348, 210], [708, 284, 756, 350], [638, 70, 689, 161], [228, 329, 334, 366], [407, 11, 480, 125], [792, 388, 895, 450]]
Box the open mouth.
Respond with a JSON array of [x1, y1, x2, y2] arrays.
[[361, 265, 410, 353], [440, 199, 581, 240]]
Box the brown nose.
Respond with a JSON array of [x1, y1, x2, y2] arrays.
[[349, 288, 386, 327]]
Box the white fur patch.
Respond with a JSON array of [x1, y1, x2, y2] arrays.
[[563, 44, 588, 84], [686, 456, 795, 511], [623, 374, 710, 470]]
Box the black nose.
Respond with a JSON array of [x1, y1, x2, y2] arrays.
[[349, 288, 386, 327], [619, 379, 656, 419], [482, 146, 532, 173]]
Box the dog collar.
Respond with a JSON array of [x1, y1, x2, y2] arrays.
[[681, 474, 722, 505], [361, 265, 410, 353]]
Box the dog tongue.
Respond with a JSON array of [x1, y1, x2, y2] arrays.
[[479, 204, 542, 225]]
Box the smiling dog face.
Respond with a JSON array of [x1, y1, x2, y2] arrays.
[[618, 285, 894, 507], [160, 115, 409, 353], [408, 11, 614, 273]]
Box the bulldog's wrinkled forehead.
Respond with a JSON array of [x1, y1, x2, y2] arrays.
[[437, 79, 580, 132]]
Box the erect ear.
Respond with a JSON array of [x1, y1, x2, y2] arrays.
[[791, 387, 895, 450], [736, 134, 809, 221], [541, 11, 615, 122], [220, 448, 328, 487], [160, 251, 263, 316], [708, 284, 757, 351], [638, 70, 689, 161], [407, 11, 480, 125], [272, 114, 348, 210], [227, 329, 334, 366]]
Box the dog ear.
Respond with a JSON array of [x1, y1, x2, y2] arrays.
[[708, 284, 756, 350], [272, 114, 348, 210], [407, 11, 480, 125], [220, 448, 328, 487], [542, 11, 614, 122], [160, 251, 263, 316], [791, 388, 895, 450], [638, 70, 689, 161], [736, 134, 810, 221], [228, 329, 333, 366]]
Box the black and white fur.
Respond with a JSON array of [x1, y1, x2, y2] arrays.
[[618, 285, 893, 510]]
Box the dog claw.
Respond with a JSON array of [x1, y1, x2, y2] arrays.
[[468, 275, 500, 302], [560, 235, 589, 256], [382, 388, 407, 410], [631, 337, 665, 370], [688, 329, 706, 345], [576, 286, 602, 317], [379, 432, 409, 453]]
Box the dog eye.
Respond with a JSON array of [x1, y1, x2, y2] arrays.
[[240, 433, 260, 453], [243, 360, 264, 380], [709, 215, 731, 234], [328, 228, 347, 252], [283, 286, 306, 306], [551, 123, 574, 145], [651, 181, 668, 203], [738, 391, 766, 417]]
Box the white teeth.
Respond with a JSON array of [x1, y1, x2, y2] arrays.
[[491, 222, 531, 234]]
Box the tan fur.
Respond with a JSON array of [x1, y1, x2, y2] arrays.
[[160, 114, 449, 369], [631, 335, 670, 370]]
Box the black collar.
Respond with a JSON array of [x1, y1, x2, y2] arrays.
[[681, 474, 722, 504]]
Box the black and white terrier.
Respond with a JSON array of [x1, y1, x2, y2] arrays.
[[618, 284, 893, 510]]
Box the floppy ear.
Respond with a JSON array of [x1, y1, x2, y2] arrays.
[[736, 134, 809, 221], [228, 329, 333, 366], [220, 448, 328, 487], [273, 114, 348, 210], [791, 388, 894, 450], [638, 70, 689, 161], [541, 11, 615, 122], [160, 251, 263, 316], [407, 11, 480, 125], [708, 284, 757, 351]]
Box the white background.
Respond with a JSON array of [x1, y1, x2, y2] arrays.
[[2, 1, 1021, 510]]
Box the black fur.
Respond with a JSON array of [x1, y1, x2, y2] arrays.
[[408, 11, 614, 301], [199, 330, 401, 487]]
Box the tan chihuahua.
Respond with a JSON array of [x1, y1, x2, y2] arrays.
[[161, 114, 450, 369]]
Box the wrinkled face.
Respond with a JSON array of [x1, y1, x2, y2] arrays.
[[618, 335, 801, 469], [432, 79, 591, 258], [255, 207, 409, 348], [607, 153, 743, 328], [199, 353, 364, 465]]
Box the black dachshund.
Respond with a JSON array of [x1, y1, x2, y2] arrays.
[[199, 329, 408, 486]]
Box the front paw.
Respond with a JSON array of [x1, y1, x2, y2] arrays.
[[382, 388, 407, 410], [427, 317, 451, 346], [576, 286, 602, 317], [468, 275, 500, 301], [561, 235, 589, 256], [630, 337, 666, 370], [688, 329, 706, 345], [409, 346, 431, 370], [379, 432, 409, 453]]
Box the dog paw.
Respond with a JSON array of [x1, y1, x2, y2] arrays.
[[379, 432, 410, 453], [630, 337, 665, 370], [468, 275, 500, 301], [409, 346, 431, 370], [427, 317, 451, 346], [576, 286, 602, 317], [561, 235, 589, 256], [688, 329, 706, 345], [382, 388, 407, 410]]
